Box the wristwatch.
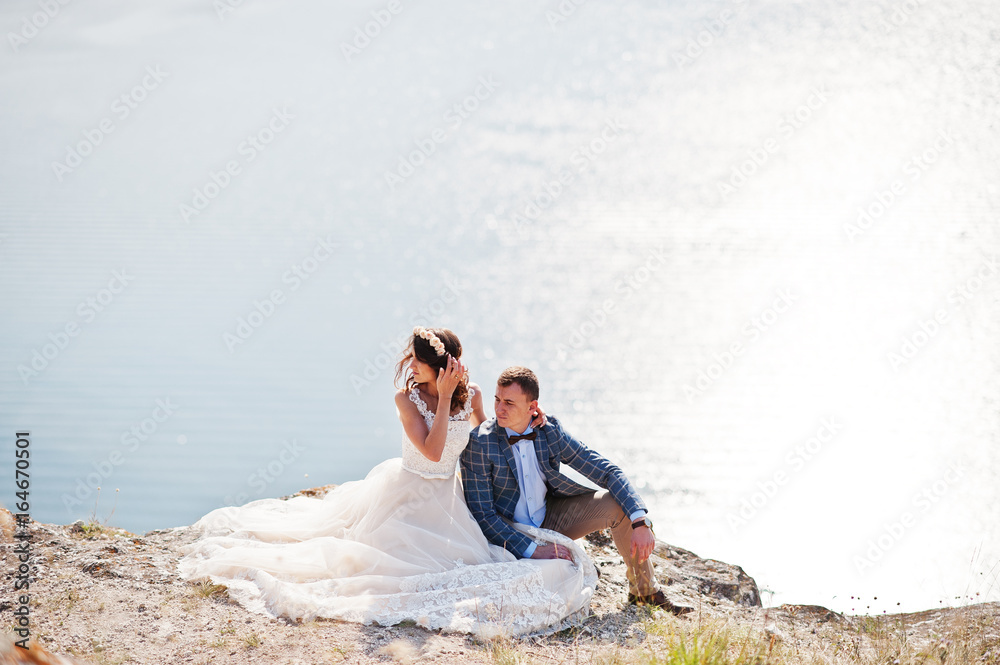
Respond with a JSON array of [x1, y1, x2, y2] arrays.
[[631, 516, 654, 532]]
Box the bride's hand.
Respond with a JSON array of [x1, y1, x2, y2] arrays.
[[435, 355, 466, 398], [530, 404, 548, 428]]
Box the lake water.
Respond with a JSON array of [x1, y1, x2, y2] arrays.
[[1, 0, 998, 616]]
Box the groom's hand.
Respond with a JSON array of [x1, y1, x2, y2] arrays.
[[630, 525, 655, 562], [530, 543, 573, 561]]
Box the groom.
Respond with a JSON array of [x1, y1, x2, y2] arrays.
[[461, 366, 691, 614]]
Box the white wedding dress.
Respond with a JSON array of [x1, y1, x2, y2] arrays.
[[177, 388, 597, 637]]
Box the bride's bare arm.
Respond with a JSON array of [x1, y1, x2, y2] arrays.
[[469, 382, 487, 427], [396, 392, 434, 457], [395, 355, 465, 463]]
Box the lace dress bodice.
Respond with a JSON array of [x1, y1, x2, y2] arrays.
[[401, 387, 475, 479]]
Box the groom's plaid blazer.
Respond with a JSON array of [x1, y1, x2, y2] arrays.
[[460, 415, 647, 557]]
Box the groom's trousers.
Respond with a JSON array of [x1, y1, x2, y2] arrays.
[[540, 490, 657, 596]]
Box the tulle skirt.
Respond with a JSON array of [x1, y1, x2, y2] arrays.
[[177, 458, 597, 636]]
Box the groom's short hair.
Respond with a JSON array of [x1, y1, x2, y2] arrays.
[[497, 366, 539, 402]]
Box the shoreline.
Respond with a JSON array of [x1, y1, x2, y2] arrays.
[[2, 499, 998, 665]]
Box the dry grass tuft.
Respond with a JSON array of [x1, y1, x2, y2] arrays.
[[191, 578, 229, 600]]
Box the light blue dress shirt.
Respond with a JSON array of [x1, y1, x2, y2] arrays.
[[508, 427, 548, 522], [506, 425, 547, 557]]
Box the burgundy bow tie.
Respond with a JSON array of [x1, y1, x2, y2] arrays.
[[507, 430, 536, 444]]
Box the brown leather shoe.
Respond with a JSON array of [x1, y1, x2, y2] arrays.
[[627, 589, 694, 615]]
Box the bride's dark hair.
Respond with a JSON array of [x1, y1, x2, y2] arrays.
[[394, 327, 469, 414]]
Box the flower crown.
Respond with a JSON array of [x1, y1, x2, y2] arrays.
[[413, 326, 447, 357]]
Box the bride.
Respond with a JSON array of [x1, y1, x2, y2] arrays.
[[178, 327, 597, 636]]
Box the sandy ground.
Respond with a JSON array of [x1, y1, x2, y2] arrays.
[[2, 506, 999, 665]]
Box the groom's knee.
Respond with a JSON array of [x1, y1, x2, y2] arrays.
[[594, 491, 627, 527]]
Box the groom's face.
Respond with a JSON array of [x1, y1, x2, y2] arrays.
[[494, 382, 538, 433]]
